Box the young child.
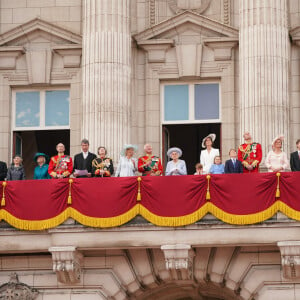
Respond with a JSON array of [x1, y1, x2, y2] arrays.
[[194, 163, 203, 175], [225, 149, 243, 173], [209, 156, 225, 174]]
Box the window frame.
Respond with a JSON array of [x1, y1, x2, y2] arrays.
[[12, 87, 70, 131], [160, 81, 221, 124]]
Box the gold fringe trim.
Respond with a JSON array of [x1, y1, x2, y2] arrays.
[[69, 206, 140, 228], [1, 181, 7, 207], [0, 208, 72, 230], [139, 202, 283, 226], [2, 201, 300, 230]]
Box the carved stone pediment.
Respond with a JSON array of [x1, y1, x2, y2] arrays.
[[0, 18, 82, 83], [134, 11, 239, 42], [0, 273, 38, 300]]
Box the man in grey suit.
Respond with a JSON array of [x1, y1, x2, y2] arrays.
[[290, 139, 300, 172]]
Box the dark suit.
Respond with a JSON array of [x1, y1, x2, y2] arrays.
[[0, 161, 7, 181], [290, 151, 300, 171], [73, 152, 97, 177], [225, 158, 243, 174]]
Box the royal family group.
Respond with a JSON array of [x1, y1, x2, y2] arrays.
[[1, 132, 300, 181]]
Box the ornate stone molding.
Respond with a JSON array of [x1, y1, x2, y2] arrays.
[[150, 0, 156, 26], [0, 47, 25, 70], [277, 241, 300, 279], [138, 39, 174, 63], [223, 0, 230, 25], [0, 273, 38, 300], [204, 37, 238, 61], [168, 0, 211, 15], [161, 244, 195, 280], [52, 45, 82, 68], [49, 246, 83, 284]]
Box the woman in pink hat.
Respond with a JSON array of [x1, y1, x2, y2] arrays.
[[265, 136, 289, 172]]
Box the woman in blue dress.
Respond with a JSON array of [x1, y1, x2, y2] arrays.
[[33, 153, 50, 179]]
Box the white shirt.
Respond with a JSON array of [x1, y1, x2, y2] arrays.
[[200, 148, 220, 174], [82, 151, 89, 159], [115, 156, 137, 177]]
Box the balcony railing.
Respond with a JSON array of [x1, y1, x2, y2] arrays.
[[1, 172, 300, 230]]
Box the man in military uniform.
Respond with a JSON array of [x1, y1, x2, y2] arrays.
[[238, 132, 262, 173], [48, 143, 73, 178], [138, 144, 163, 176]]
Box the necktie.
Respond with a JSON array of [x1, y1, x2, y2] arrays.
[[233, 159, 236, 167]]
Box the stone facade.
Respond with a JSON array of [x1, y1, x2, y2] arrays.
[[0, 0, 300, 299]]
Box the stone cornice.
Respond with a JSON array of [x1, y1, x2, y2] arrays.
[[133, 10, 239, 42], [204, 37, 238, 60]]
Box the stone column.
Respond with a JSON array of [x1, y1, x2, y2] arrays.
[[239, 0, 289, 156], [82, 0, 131, 161]]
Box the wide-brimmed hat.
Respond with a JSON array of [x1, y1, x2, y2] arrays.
[[167, 147, 182, 158], [34, 152, 49, 162], [121, 144, 138, 156], [272, 135, 284, 147], [202, 133, 216, 148]]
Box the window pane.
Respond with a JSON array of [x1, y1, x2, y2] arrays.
[[164, 85, 189, 121], [15, 92, 40, 127], [45, 90, 69, 126], [194, 84, 219, 120]]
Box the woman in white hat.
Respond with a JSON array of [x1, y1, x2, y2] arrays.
[[115, 144, 138, 177], [200, 133, 220, 174], [165, 147, 187, 176], [265, 136, 289, 172]]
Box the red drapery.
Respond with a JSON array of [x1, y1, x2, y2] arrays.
[[1, 172, 300, 230]]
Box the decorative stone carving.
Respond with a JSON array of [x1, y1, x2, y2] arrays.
[[0, 273, 38, 300], [204, 37, 238, 61], [290, 26, 300, 47], [161, 244, 195, 280], [49, 246, 83, 284], [0, 47, 25, 70], [168, 0, 211, 15], [138, 40, 174, 63], [52, 45, 82, 68], [277, 241, 300, 279]]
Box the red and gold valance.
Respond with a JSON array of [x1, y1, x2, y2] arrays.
[[1, 172, 300, 230]]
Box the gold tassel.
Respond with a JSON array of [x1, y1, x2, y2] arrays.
[[276, 172, 281, 198], [206, 175, 211, 200], [68, 179, 73, 205], [137, 177, 142, 201], [1, 181, 7, 207]]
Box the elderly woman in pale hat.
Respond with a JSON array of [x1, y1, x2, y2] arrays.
[[200, 133, 220, 174], [165, 147, 187, 176], [115, 144, 138, 177], [265, 135, 289, 172]]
